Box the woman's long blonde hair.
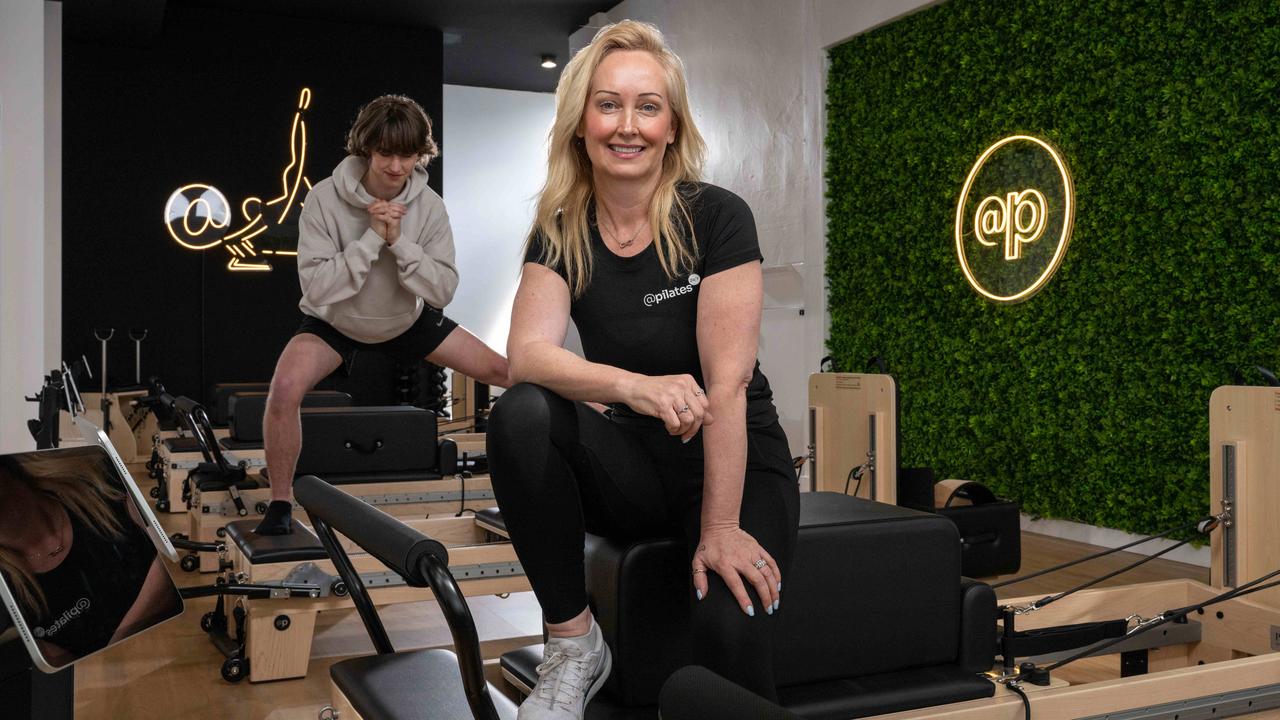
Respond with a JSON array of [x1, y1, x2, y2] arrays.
[[0, 452, 127, 617], [527, 20, 707, 297]]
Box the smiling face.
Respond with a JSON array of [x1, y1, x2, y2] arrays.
[[365, 150, 419, 197], [579, 49, 678, 187]]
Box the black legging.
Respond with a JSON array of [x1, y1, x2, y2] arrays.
[[487, 383, 799, 700]]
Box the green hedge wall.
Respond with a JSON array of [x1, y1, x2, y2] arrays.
[[825, 0, 1279, 536]]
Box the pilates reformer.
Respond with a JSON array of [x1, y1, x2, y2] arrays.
[[174, 401, 490, 573], [184, 484, 527, 684], [289, 384, 1280, 720]]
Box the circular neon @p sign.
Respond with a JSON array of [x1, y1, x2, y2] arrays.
[[954, 135, 1074, 303]]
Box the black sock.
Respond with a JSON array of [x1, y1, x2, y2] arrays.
[[254, 500, 294, 535]]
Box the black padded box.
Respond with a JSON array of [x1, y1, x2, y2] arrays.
[[228, 390, 352, 443], [937, 501, 1021, 578], [209, 382, 269, 426], [584, 493, 974, 706], [294, 406, 438, 478], [502, 493, 996, 717]]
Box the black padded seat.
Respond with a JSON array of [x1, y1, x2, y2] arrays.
[[162, 436, 203, 453], [775, 665, 993, 720], [192, 471, 260, 492], [474, 507, 508, 538], [331, 648, 518, 720], [218, 437, 263, 451], [223, 519, 327, 564]]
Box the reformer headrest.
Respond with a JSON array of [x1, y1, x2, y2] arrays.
[[294, 474, 448, 587]]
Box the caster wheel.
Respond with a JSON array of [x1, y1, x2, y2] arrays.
[[200, 612, 218, 633], [180, 555, 199, 572], [149, 486, 160, 498], [254, 502, 268, 515], [220, 657, 247, 683]]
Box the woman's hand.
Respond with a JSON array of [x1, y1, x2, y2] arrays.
[[691, 526, 781, 616], [621, 373, 713, 441], [367, 200, 406, 245]]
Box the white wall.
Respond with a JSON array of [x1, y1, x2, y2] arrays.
[[0, 1, 53, 453], [440, 84, 556, 356]]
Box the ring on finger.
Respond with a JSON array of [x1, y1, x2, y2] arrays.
[[678, 405, 690, 414], [691, 568, 705, 575], [694, 390, 705, 397], [753, 558, 767, 570]]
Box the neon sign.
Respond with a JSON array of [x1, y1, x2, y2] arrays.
[[955, 135, 1074, 303], [163, 87, 314, 272]]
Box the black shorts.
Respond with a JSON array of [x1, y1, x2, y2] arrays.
[[295, 307, 458, 374]]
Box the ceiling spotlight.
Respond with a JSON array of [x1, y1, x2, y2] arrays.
[[541, 55, 557, 69]]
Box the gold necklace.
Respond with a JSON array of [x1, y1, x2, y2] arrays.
[[28, 507, 67, 559], [599, 204, 648, 249]]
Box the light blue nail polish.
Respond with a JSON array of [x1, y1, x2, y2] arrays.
[[765, 604, 773, 615], [746, 605, 755, 617], [696, 589, 703, 601], [773, 599, 780, 612], [777, 582, 782, 592]]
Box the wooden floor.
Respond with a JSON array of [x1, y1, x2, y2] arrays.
[[70, 488, 1210, 719]]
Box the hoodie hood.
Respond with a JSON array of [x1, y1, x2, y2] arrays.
[[332, 155, 432, 209]]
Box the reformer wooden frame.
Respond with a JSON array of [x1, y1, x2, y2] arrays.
[[218, 511, 532, 683], [808, 373, 898, 504], [182, 432, 489, 572], [860, 386, 1280, 719]]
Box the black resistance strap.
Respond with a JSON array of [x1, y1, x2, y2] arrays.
[[994, 515, 1219, 590]]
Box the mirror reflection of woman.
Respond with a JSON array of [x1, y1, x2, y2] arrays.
[[0, 454, 178, 666]]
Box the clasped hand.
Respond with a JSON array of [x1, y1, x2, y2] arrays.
[[367, 200, 407, 245], [622, 373, 713, 442], [692, 526, 781, 616]]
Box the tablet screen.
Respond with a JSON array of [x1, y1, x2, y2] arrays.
[[0, 446, 183, 671]]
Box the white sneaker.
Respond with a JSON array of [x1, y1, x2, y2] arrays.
[[517, 622, 613, 720]]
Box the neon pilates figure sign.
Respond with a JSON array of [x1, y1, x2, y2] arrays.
[[954, 135, 1074, 303], [163, 88, 314, 272]]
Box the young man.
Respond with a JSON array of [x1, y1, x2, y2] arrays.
[[254, 95, 508, 535]]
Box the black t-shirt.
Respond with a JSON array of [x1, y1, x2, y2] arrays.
[[525, 182, 779, 429], [30, 502, 155, 658]]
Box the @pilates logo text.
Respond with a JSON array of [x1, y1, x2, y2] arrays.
[[643, 273, 701, 308], [955, 135, 1075, 303], [33, 598, 91, 638]]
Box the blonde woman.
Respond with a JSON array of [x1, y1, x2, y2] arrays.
[[0, 451, 179, 664], [488, 20, 799, 719]]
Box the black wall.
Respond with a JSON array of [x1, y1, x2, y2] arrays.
[[63, 4, 443, 403]]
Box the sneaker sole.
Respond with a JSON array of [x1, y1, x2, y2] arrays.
[[583, 645, 613, 709]]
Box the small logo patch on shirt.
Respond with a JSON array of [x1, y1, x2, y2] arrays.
[[643, 274, 700, 308], [33, 598, 91, 638]]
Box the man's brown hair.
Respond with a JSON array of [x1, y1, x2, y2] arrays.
[[345, 94, 439, 164]]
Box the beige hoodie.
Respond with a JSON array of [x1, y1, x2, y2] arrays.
[[296, 156, 458, 344]]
